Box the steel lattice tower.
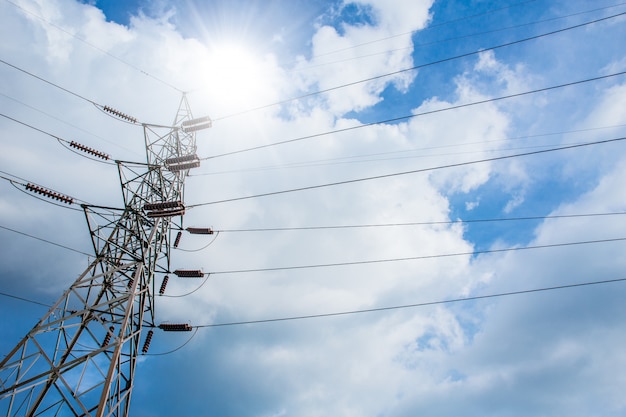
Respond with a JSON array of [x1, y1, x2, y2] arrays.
[[0, 94, 209, 417]]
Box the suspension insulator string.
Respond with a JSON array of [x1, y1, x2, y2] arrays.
[[25, 183, 74, 204], [69, 141, 110, 160], [102, 105, 138, 123]]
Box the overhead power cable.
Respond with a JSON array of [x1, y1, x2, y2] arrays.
[[311, 0, 540, 59], [206, 70, 626, 159], [3, 276, 624, 326], [190, 137, 626, 207], [204, 236, 626, 275], [0, 58, 170, 128], [216, 211, 626, 233], [0, 290, 52, 308], [292, 3, 626, 72], [0, 91, 141, 156], [2, 211, 622, 259], [0, 224, 92, 256], [1, 112, 114, 164], [212, 10, 626, 121], [198, 142, 584, 174], [192, 124, 626, 176], [4, 0, 183, 93], [196, 277, 626, 328], [0, 58, 97, 105], [0, 169, 85, 211], [175, 231, 221, 252], [299, 2, 626, 72], [287, 0, 546, 72], [159, 275, 211, 298], [144, 328, 200, 356]]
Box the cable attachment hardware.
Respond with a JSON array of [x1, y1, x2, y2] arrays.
[[181, 116, 212, 133], [158, 323, 193, 332], [165, 154, 201, 172], [173, 269, 205, 278], [186, 227, 214, 235], [103, 105, 138, 123], [25, 183, 74, 204], [69, 141, 110, 160], [143, 201, 185, 218]]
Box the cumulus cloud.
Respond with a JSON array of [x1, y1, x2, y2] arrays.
[[292, 0, 432, 114]]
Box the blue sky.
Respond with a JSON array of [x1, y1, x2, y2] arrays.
[[1, 0, 626, 416]]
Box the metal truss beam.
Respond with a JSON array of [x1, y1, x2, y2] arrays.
[[0, 94, 205, 417]]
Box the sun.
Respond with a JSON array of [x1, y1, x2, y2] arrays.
[[203, 41, 275, 110]]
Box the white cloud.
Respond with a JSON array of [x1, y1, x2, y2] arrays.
[[465, 199, 479, 210], [453, 156, 626, 415], [292, 0, 433, 115], [502, 191, 524, 213]]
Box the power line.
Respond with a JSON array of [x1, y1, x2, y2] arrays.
[[4, 0, 183, 93], [0, 290, 52, 308], [0, 57, 131, 122], [0, 58, 97, 105], [191, 124, 626, 176], [3, 276, 624, 326], [5, 265, 624, 330], [197, 142, 582, 174], [297, 2, 626, 72], [0, 91, 142, 156], [216, 211, 626, 233], [1, 210, 622, 259], [159, 276, 211, 298], [212, 10, 626, 121], [0, 112, 115, 164], [0, 224, 92, 256], [2, 0, 544, 103], [309, 0, 540, 59], [0, 175, 126, 220], [0, 58, 174, 128], [143, 328, 200, 356], [189, 137, 626, 207], [205, 70, 626, 159], [196, 277, 626, 328], [1, 111, 77, 141], [285, 0, 545, 72], [304, 9, 623, 98], [0, 168, 130, 215], [0, 169, 86, 211], [205, 237, 626, 275]]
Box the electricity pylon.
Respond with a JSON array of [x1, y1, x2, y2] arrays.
[[0, 94, 209, 417]]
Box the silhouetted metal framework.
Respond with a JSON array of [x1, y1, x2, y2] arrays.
[[0, 94, 207, 417]]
